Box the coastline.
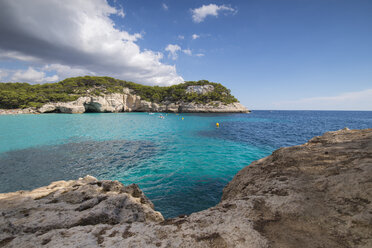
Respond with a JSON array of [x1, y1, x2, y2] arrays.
[[0, 81, 250, 115], [0, 108, 38, 115], [0, 100, 250, 115], [0, 78, 250, 115], [0, 108, 250, 115], [1, 128, 371, 247]]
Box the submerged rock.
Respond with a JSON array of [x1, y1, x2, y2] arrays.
[[1, 128, 371, 247]]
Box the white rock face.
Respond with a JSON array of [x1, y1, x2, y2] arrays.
[[85, 94, 124, 112], [180, 102, 248, 113], [166, 102, 179, 112], [38, 104, 56, 113], [0, 108, 37, 115], [185, 85, 214, 94], [36, 87, 249, 114]]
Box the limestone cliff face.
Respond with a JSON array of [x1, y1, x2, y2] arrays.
[[1, 128, 371, 247], [36, 86, 249, 114], [185, 85, 215, 94]]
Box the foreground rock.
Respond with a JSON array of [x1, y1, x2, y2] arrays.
[[0, 176, 164, 247], [1, 128, 371, 247]]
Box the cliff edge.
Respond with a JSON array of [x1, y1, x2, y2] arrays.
[[0, 76, 249, 114], [1, 128, 371, 247]]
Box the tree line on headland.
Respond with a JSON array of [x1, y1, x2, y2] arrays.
[[0, 76, 237, 109]]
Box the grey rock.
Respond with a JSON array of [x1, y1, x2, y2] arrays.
[[185, 85, 214, 94], [0, 176, 163, 247], [179, 101, 248, 113], [0, 108, 37, 115]]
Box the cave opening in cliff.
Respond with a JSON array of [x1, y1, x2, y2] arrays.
[[83, 103, 101, 113]]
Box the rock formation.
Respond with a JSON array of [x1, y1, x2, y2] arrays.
[[35, 86, 249, 114], [0, 108, 37, 115], [185, 85, 215, 94], [1, 128, 371, 247]]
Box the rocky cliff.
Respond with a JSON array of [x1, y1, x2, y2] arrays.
[[36, 87, 248, 114], [1, 128, 371, 247], [0, 77, 250, 114]]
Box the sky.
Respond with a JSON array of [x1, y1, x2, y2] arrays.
[[0, 0, 371, 110]]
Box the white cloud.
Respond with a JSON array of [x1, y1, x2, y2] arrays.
[[0, 69, 8, 80], [195, 53, 205, 57], [162, 3, 168, 11], [178, 35, 185, 40], [183, 49, 192, 55], [165, 44, 181, 60], [117, 7, 125, 18], [273, 89, 372, 110], [11, 67, 59, 83], [1, 64, 92, 83], [191, 4, 236, 23], [43, 64, 93, 79], [0, 0, 184, 86], [192, 34, 200, 40], [0, 50, 40, 62]]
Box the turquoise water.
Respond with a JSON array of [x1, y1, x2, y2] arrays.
[[0, 111, 371, 218]]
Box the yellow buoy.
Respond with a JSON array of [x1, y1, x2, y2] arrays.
[[216, 122, 219, 127], [182, 117, 184, 120]]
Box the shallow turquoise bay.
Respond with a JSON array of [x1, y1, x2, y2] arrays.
[[0, 111, 371, 218]]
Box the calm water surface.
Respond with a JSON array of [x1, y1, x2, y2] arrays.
[[0, 111, 371, 218]]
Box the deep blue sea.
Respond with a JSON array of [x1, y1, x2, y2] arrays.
[[0, 111, 371, 218]]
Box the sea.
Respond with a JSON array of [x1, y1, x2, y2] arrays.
[[0, 110, 371, 218]]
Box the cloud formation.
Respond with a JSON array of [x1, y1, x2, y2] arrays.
[[165, 44, 181, 60], [0, 70, 9, 81], [183, 49, 192, 55], [191, 4, 236, 23], [192, 34, 200, 40], [11, 67, 59, 83], [162, 3, 168, 11], [274, 89, 372, 110], [0, 0, 183, 85]]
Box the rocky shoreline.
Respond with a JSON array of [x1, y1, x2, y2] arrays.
[[0, 108, 38, 115], [1, 128, 371, 247], [0, 86, 249, 115]]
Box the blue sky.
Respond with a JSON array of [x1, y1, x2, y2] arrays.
[[0, 0, 371, 110]]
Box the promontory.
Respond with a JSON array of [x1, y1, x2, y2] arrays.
[[0, 76, 249, 114], [1, 128, 371, 247]]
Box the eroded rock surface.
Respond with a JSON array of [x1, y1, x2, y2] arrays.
[[0, 108, 37, 115], [185, 85, 214, 94], [0, 176, 163, 247], [1, 128, 371, 247], [35, 87, 249, 114]]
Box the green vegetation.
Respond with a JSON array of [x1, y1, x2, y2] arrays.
[[0, 76, 238, 109]]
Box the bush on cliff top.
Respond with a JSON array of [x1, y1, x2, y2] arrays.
[[0, 76, 238, 109]]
